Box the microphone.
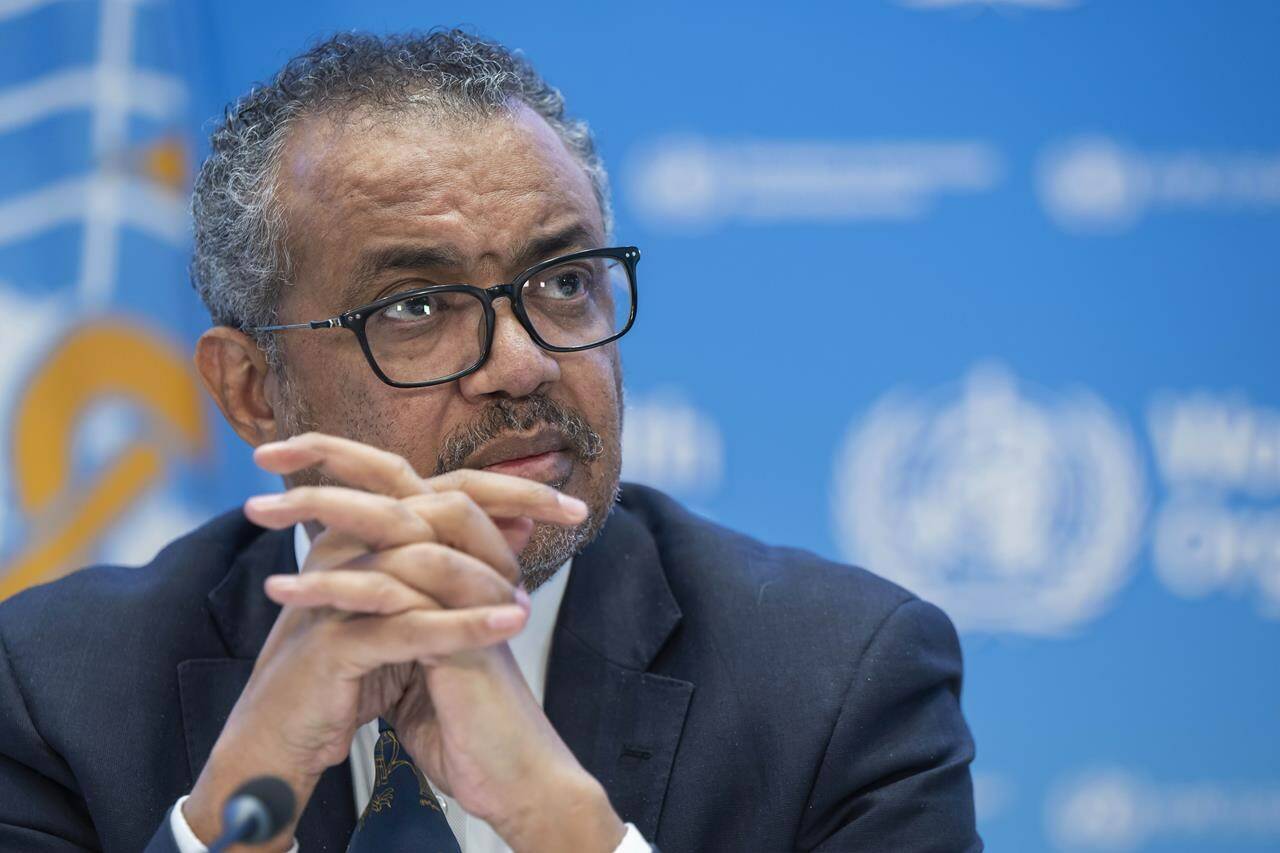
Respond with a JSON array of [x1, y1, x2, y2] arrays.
[[207, 776, 296, 852]]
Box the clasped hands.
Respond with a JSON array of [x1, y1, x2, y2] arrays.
[[183, 433, 625, 853]]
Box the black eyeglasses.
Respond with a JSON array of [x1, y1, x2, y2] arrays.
[[248, 246, 640, 388]]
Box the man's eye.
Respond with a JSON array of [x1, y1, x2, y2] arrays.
[[380, 295, 440, 321], [533, 268, 591, 300]]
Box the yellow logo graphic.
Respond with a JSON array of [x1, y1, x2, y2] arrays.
[[0, 319, 206, 599]]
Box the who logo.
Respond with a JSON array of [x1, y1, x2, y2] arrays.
[[0, 0, 206, 600], [832, 364, 1146, 634]]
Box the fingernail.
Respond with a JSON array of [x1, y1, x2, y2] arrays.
[[514, 584, 531, 610], [558, 493, 588, 518], [487, 606, 526, 632], [246, 493, 287, 511], [266, 574, 300, 591]]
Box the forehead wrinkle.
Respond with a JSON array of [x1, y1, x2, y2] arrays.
[[276, 107, 604, 310], [284, 107, 594, 225]]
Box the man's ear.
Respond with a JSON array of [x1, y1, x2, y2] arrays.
[[194, 327, 282, 448]]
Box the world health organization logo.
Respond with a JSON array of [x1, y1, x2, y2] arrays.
[[832, 364, 1146, 634], [1037, 134, 1280, 233]]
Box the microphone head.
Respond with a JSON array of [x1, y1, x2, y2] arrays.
[[226, 776, 296, 843]]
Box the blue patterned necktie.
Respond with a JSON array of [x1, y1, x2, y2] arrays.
[[346, 720, 462, 853]]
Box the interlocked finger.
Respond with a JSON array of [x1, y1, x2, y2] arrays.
[[346, 541, 519, 608], [254, 432, 426, 498], [266, 569, 441, 615], [403, 491, 520, 583], [268, 541, 517, 612], [331, 605, 529, 672], [426, 467, 589, 524], [245, 485, 433, 551]]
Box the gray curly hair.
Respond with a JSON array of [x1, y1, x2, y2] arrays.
[[189, 29, 613, 358]]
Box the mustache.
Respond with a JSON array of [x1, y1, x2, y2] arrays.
[[433, 395, 604, 476]]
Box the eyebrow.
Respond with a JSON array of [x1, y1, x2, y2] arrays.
[[341, 222, 601, 308], [509, 223, 599, 272], [343, 243, 465, 306]]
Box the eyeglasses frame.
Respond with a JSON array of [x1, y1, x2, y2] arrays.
[[247, 245, 640, 389]]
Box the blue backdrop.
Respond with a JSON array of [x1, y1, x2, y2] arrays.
[[1, 1, 1278, 850]]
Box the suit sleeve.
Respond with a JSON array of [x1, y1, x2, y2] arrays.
[[0, 623, 98, 851], [798, 598, 982, 852], [0, 614, 186, 853]]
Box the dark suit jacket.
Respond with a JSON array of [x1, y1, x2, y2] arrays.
[[0, 483, 980, 852]]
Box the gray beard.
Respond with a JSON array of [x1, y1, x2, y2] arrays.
[[517, 506, 613, 590]]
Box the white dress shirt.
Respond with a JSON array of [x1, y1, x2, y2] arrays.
[[170, 524, 649, 852]]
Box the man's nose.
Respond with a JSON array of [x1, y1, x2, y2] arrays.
[[457, 300, 560, 401]]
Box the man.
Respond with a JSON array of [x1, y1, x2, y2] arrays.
[[0, 30, 980, 852]]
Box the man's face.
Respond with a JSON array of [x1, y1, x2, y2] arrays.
[[268, 103, 622, 587]]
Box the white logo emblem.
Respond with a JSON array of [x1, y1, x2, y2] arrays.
[[626, 135, 1001, 229], [1047, 767, 1280, 850], [622, 388, 724, 499], [1038, 135, 1280, 232], [832, 363, 1146, 634], [1037, 137, 1144, 232]]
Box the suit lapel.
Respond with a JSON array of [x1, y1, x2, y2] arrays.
[[177, 521, 357, 849], [545, 501, 694, 841]]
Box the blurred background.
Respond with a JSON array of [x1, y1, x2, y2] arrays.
[[1, 0, 1277, 849]]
